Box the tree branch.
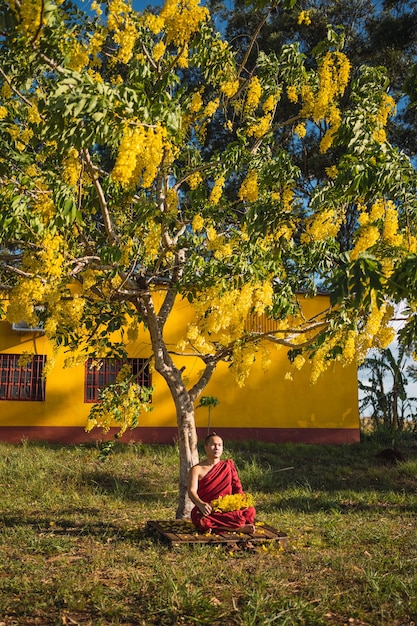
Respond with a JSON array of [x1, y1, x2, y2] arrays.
[[82, 148, 117, 245]]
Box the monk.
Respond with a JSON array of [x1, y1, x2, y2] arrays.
[[187, 432, 256, 533]]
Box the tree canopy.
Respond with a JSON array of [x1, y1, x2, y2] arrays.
[[1, 0, 417, 515]]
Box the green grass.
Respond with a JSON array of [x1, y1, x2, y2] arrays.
[[0, 435, 416, 625]]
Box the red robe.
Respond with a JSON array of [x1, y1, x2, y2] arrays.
[[190, 459, 256, 531]]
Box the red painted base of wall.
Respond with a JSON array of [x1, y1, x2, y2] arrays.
[[0, 425, 360, 445]]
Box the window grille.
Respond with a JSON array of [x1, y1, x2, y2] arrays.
[[84, 358, 152, 403], [0, 354, 46, 401]]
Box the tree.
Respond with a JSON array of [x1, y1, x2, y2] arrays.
[[211, 0, 417, 156], [359, 345, 417, 431], [1, 0, 417, 517]]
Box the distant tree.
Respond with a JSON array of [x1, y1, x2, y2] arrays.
[[1, 0, 417, 516], [359, 346, 417, 431]]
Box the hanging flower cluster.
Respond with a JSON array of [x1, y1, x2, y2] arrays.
[[112, 123, 166, 189]]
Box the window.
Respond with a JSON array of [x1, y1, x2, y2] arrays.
[[84, 358, 152, 403], [0, 354, 46, 401]]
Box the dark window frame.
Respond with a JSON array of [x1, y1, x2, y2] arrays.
[[84, 358, 152, 403], [0, 354, 46, 401]]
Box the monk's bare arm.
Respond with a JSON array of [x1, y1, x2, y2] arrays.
[[187, 465, 213, 516]]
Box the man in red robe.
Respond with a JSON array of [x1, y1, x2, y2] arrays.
[[187, 432, 256, 533]]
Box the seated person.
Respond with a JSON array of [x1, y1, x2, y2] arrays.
[[187, 432, 256, 533]]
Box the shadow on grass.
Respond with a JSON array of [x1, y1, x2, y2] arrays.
[[0, 508, 153, 542], [80, 468, 177, 502], [258, 493, 417, 514]]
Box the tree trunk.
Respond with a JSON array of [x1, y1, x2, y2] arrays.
[[175, 405, 199, 519]]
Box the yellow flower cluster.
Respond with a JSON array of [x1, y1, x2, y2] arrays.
[[107, 0, 130, 31], [325, 165, 338, 179], [85, 381, 152, 436], [44, 295, 86, 339], [6, 278, 46, 327], [352, 199, 402, 258], [298, 10, 311, 25], [143, 222, 162, 262], [27, 108, 41, 130], [351, 225, 380, 260], [245, 76, 262, 112], [143, 13, 165, 34], [319, 104, 341, 153], [238, 170, 258, 202], [38, 233, 66, 278], [33, 193, 55, 222], [67, 40, 89, 71], [160, 0, 209, 48], [300, 52, 350, 143], [107, 0, 138, 63], [112, 123, 166, 189], [14, 0, 43, 38], [295, 122, 307, 138], [165, 187, 179, 216], [186, 282, 273, 364], [205, 99, 219, 118], [62, 147, 81, 187], [153, 40, 166, 62], [301, 208, 341, 243], [340, 330, 356, 365], [287, 85, 298, 104], [190, 90, 204, 113], [292, 354, 305, 370], [88, 31, 106, 60], [318, 52, 350, 116], [0, 106, 7, 120], [188, 172, 202, 189], [192, 214, 205, 232], [114, 19, 138, 64], [211, 492, 255, 512], [373, 128, 386, 143], [356, 299, 396, 359], [221, 79, 239, 98], [247, 114, 272, 139], [209, 176, 225, 204], [377, 93, 396, 127], [383, 201, 402, 246]]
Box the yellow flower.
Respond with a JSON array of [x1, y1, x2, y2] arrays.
[[205, 99, 219, 118], [298, 10, 311, 25], [325, 165, 338, 179], [188, 172, 202, 189], [238, 170, 258, 202], [160, 0, 209, 48], [294, 122, 306, 138], [262, 94, 279, 114], [247, 114, 272, 139], [221, 79, 239, 98], [190, 90, 203, 113], [373, 128, 386, 143], [209, 176, 225, 204], [192, 214, 204, 232], [245, 76, 262, 112], [211, 493, 255, 512], [287, 85, 298, 104], [153, 40, 166, 62]]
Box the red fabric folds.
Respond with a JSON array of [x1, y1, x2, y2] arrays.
[[191, 459, 256, 531]]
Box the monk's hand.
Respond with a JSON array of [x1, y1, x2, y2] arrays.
[[199, 502, 212, 516]]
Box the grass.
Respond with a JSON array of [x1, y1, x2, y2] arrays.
[[0, 434, 416, 625]]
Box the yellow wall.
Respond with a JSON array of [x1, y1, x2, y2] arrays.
[[0, 294, 359, 439]]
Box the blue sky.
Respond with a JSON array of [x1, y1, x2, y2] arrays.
[[79, 0, 162, 12]]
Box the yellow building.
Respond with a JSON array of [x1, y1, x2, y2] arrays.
[[0, 294, 359, 444]]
